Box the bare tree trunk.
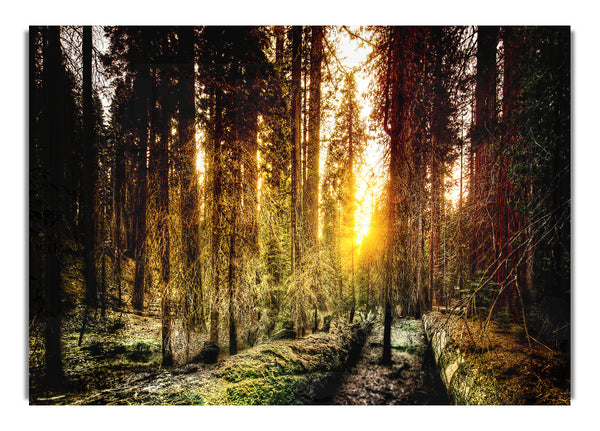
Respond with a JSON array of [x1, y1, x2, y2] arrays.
[[429, 141, 441, 307], [178, 27, 202, 335], [381, 300, 392, 365], [42, 26, 66, 388], [159, 77, 173, 366], [131, 63, 151, 312], [470, 26, 498, 278], [305, 26, 323, 250], [209, 89, 223, 344], [290, 26, 302, 270], [112, 133, 124, 310], [82, 25, 98, 310]]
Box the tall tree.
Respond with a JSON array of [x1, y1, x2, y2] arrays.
[[157, 58, 174, 366], [40, 26, 68, 387], [178, 26, 203, 337], [469, 26, 498, 278], [372, 26, 425, 363], [290, 26, 303, 270], [107, 77, 134, 311], [130, 45, 151, 312], [304, 26, 324, 251], [81, 25, 99, 316]]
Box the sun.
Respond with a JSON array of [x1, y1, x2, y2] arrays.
[[353, 203, 370, 246]]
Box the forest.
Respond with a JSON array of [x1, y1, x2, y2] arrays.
[[28, 25, 570, 405]]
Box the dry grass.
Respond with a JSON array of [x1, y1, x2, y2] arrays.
[[424, 311, 569, 405]]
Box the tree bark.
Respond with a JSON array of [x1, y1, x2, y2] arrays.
[[470, 26, 498, 277], [81, 25, 98, 309], [290, 26, 302, 270], [42, 25, 66, 388], [131, 62, 151, 312], [178, 27, 203, 333], [158, 71, 173, 366], [305, 26, 323, 251], [209, 88, 223, 344], [429, 140, 441, 306]]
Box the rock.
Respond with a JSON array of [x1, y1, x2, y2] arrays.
[[268, 321, 296, 341], [191, 341, 220, 364]]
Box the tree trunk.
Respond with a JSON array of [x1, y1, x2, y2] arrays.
[[470, 26, 498, 278], [305, 26, 323, 251], [42, 25, 66, 388], [290, 26, 302, 270], [112, 128, 125, 310], [159, 76, 173, 366], [381, 300, 392, 365], [429, 142, 441, 306], [131, 63, 151, 312], [228, 229, 238, 356], [81, 25, 98, 310], [382, 27, 418, 361], [209, 89, 223, 344], [178, 27, 203, 333]]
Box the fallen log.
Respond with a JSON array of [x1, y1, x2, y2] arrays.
[[73, 318, 371, 405], [217, 319, 371, 404], [422, 311, 570, 405], [423, 312, 504, 405]]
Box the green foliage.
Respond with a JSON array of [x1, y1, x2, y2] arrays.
[[392, 343, 424, 355], [125, 340, 160, 363], [459, 271, 500, 318], [495, 311, 512, 332]]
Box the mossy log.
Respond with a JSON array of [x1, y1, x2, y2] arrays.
[[74, 318, 371, 405], [422, 312, 503, 405], [217, 319, 371, 404], [267, 321, 296, 342]]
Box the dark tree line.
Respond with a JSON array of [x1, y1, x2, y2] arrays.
[[367, 26, 569, 362]]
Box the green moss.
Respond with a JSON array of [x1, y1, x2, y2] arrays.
[[226, 373, 333, 405], [212, 321, 369, 404], [169, 391, 206, 405], [392, 343, 425, 355], [125, 340, 160, 363], [217, 334, 353, 384]]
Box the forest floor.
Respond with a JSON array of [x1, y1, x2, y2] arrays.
[[320, 318, 449, 405], [28, 255, 569, 405], [29, 306, 569, 405], [30, 311, 371, 405], [29, 309, 448, 405]]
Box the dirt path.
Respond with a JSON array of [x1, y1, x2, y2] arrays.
[[320, 318, 449, 405]]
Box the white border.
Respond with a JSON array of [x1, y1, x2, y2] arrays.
[[3, 2, 598, 430]]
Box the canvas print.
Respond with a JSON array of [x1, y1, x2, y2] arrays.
[[29, 26, 570, 405]]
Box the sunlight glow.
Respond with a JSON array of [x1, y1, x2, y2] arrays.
[[337, 27, 380, 249]]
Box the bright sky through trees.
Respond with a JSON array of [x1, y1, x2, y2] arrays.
[[336, 27, 384, 246]]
